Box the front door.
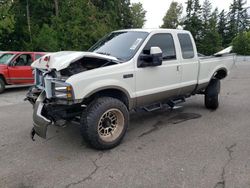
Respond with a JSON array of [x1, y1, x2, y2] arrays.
[[8, 53, 34, 84], [135, 33, 182, 107]]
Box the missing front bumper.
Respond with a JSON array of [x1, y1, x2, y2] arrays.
[[31, 92, 83, 140], [32, 92, 51, 139]]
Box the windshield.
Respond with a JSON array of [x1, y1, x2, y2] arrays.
[[0, 53, 15, 64], [89, 31, 149, 61]]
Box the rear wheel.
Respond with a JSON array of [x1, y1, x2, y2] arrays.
[[80, 97, 129, 150], [0, 78, 5, 94], [205, 79, 220, 110]]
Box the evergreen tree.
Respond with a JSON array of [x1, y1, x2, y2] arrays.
[[161, 1, 183, 29], [183, 0, 202, 51], [232, 31, 250, 55], [199, 5, 222, 55], [130, 2, 146, 28], [119, 0, 133, 28], [0, 0, 15, 50], [183, 0, 202, 41], [205, 8, 222, 54], [33, 24, 59, 51], [202, 0, 212, 29], [2, 0, 248, 54], [225, 0, 249, 46], [186, 0, 193, 18], [199, 0, 212, 54], [192, 0, 203, 39], [237, 0, 249, 31], [218, 10, 227, 47], [0, 0, 139, 51], [184, 0, 194, 34]]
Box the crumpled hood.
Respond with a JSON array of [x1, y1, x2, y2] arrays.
[[32, 51, 119, 71]]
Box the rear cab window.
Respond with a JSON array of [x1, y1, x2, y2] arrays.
[[143, 33, 176, 60], [178, 33, 195, 59]]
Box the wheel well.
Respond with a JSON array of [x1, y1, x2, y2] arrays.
[[214, 69, 227, 80], [0, 74, 7, 84], [84, 89, 130, 109]]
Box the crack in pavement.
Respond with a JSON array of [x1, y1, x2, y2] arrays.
[[214, 143, 237, 188], [65, 152, 103, 188], [226, 143, 237, 160], [138, 120, 163, 138]]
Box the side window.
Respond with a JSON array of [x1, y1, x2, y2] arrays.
[[35, 54, 43, 60], [13, 54, 33, 66], [143, 33, 176, 60], [178, 34, 194, 59]]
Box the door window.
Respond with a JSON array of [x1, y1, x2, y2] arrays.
[[13, 54, 33, 66], [178, 34, 195, 59], [143, 33, 176, 60], [0, 53, 15, 64]]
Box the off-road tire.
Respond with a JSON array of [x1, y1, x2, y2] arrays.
[[205, 79, 220, 110], [0, 78, 5, 94], [80, 97, 129, 150]]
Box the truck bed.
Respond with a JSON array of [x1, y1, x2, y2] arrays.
[[198, 54, 235, 85]]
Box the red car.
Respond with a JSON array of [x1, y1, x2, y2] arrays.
[[0, 51, 46, 93]]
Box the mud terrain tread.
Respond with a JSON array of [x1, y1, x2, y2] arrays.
[[80, 97, 129, 150]]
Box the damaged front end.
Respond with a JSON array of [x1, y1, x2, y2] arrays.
[[32, 91, 51, 139], [31, 92, 83, 139], [27, 53, 119, 140], [26, 68, 83, 140]]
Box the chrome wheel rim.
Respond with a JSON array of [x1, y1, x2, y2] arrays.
[[98, 109, 124, 142]]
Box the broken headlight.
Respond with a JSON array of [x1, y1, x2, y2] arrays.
[[53, 82, 74, 100]]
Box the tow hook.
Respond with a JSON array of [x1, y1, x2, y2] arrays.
[[30, 128, 36, 141]]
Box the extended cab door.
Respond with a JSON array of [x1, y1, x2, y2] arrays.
[[135, 33, 182, 106], [177, 33, 199, 96], [7, 53, 34, 84]]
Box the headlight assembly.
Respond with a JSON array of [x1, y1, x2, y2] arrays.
[[54, 84, 74, 100]]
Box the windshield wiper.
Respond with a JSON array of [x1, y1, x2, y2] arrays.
[[95, 51, 124, 62], [96, 52, 111, 56]]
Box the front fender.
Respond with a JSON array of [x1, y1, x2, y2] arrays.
[[72, 79, 135, 99]]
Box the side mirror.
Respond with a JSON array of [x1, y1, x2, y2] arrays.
[[139, 47, 163, 68]]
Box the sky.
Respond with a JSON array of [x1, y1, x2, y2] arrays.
[[130, 0, 250, 28]]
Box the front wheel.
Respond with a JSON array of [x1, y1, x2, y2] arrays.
[[0, 78, 5, 94], [80, 97, 129, 150], [205, 79, 221, 110]]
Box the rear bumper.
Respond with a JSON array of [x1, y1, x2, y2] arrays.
[[33, 92, 51, 138]]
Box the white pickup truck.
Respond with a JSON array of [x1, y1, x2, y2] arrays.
[[26, 29, 235, 149]]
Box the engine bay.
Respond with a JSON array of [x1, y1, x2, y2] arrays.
[[60, 56, 119, 77]]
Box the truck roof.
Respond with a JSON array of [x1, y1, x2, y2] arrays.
[[115, 28, 190, 34]]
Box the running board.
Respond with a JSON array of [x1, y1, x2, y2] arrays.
[[143, 103, 163, 112], [167, 97, 186, 108], [142, 97, 186, 112]]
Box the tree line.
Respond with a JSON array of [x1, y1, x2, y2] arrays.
[[0, 0, 249, 55], [162, 0, 250, 55], [0, 0, 146, 52]]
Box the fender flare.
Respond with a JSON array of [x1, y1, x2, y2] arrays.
[[84, 85, 135, 110]]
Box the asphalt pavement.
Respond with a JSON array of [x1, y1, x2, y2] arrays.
[[0, 59, 250, 188]]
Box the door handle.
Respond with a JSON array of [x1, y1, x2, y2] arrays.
[[177, 65, 181, 72]]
